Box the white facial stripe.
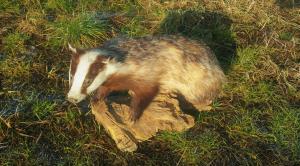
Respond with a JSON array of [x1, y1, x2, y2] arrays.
[[86, 63, 121, 94], [69, 59, 72, 87], [68, 50, 101, 99], [68, 43, 77, 53], [86, 72, 106, 94]]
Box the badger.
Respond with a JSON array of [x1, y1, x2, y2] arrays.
[[67, 35, 225, 121]]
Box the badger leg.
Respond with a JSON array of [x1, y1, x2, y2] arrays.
[[91, 86, 111, 103], [177, 93, 213, 112], [187, 98, 212, 111], [192, 99, 212, 111], [129, 85, 159, 122]]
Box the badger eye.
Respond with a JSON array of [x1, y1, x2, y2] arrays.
[[86, 79, 93, 85]]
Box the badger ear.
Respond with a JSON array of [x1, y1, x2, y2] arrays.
[[68, 43, 77, 54], [102, 57, 111, 64]]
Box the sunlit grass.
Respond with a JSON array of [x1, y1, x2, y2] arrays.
[[0, 0, 299, 165], [2, 32, 30, 55], [46, 12, 110, 48], [45, 0, 77, 13], [272, 108, 300, 160], [0, 0, 20, 14], [157, 130, 224, 164]]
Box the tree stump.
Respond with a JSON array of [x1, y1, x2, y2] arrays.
[[91, 92, 195, 152]]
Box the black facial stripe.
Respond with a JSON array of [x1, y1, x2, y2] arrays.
[[80, 56, 106, 94], [69, 53, 80, 90]]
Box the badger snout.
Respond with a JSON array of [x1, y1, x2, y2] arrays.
[[67, 92, 86, 104], [67, 97, 80, 104]]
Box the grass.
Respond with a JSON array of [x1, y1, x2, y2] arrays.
[[46, 12, 110, 48], [0, 0, 299, 165]]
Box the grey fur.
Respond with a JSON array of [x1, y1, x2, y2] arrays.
[[98, 35, 226, 105]]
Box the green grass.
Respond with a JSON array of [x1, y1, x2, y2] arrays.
[[157, 130, 224, 165], [0, 0, 20, 14], [46, 12, 110, 48], [2, 32, 30, 55], [272, 108, 300, 160], [0, 0, 299, 165]]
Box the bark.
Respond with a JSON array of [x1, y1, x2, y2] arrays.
[[91, 92, 195, 152]]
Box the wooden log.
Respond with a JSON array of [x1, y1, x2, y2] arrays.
[[91, 93, 195, 152]]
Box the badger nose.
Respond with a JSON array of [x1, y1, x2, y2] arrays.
[[67, 97, 79, 104]]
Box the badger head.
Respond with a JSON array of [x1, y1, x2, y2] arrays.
[[67, 44, 120, 104]]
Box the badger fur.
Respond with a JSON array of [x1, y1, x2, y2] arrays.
[[67, 35, 226, 121]]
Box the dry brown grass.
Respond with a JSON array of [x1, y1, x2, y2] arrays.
[[0, 0, 299, 165]]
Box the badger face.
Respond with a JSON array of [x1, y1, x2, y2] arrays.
[[67, 44, 120, 104]]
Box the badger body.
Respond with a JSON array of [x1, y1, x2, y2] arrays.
[[67, 35, 225, 121]]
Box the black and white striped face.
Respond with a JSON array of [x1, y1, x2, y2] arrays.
[[67, 45, 120, 104]]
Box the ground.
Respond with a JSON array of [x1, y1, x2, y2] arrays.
[[0, 0, 299, 165]]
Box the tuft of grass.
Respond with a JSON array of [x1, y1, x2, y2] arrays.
[[279, 31, 295, 41], [2, 32, 30, 55], [271, 108, 300, 160], [33, 101, 57, 120], [0, 0, 20, 14], [17, 8, 47, 36], [226, 109, 275, 142], [46, 12, 110, 48], [157, 130, 224, 164], [45, 0, 77, 13], [233, 81, 285, 107], [0, 57, 31, 84], [234, 46, 262, 71], [120, 17, 150, 37]]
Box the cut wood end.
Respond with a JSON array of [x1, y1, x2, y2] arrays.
[[90, 93, 196, 152]]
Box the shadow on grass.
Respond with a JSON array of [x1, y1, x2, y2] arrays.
[[156, 10, 237, 74], [276, 0, 300, 8], [131, 140, 181, 165], [149, 10, 291, 165]]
